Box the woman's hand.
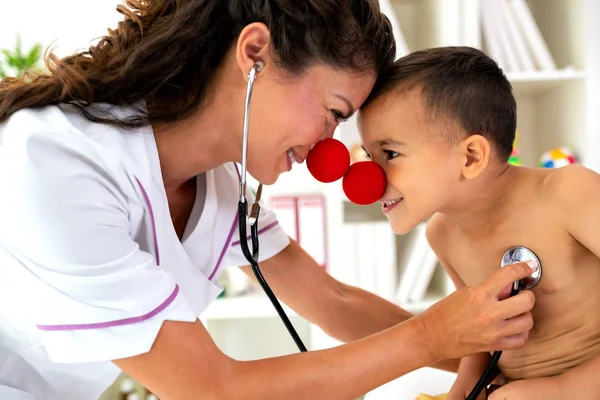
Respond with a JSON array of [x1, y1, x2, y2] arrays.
[[417, 262, 536, 361]]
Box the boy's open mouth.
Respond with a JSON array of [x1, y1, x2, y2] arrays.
[[381, 197, 403, 212]]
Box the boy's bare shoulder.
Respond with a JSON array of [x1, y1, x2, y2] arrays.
[[540, 164, 600, 202]]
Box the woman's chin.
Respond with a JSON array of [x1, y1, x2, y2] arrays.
[[246, 165, 282, 186], [259, 174, 279, 185]]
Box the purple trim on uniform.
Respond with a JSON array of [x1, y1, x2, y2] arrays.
[[36, 285, 180, 331], [209, 211, 238, 280], [231, 220, 279, 246], [135, 176, 160, 266]]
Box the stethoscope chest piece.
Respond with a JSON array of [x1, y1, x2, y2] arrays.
[[501, 246, 542, 290]]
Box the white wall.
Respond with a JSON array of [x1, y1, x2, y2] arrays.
[[0, 0, 123, 59]]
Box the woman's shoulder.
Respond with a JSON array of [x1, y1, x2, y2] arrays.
[[0, 105, 153, 205], [1, 104, 148, 171], [2, 105, 112, 147]]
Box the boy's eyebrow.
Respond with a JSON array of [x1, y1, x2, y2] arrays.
[[374, 138, 406, 147]]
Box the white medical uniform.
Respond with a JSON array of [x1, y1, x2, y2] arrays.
[[0, 105, 290, 400]]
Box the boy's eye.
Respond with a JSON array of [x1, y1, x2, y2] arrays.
[[384, 150, 399, 160]]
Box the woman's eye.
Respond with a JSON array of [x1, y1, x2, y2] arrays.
[[359, 146, 371, 159], [331, 110, 346, 123], [384, 150, 399, 160]]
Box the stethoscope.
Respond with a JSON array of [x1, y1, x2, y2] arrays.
[[235, 62, 543, 396], [467, 246, 542, 399], [237, 61, 308, 352]]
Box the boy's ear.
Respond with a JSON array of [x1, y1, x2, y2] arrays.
[[459, 134, 491, 179]]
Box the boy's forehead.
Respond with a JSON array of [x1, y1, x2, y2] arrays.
[[364, 89, 427, 120], [359, 90, 428, 140]]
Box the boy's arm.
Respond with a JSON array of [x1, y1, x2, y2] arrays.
[[490, 165, 600, 400], [544, 165, 600, 397], [554, 165, 600, 259]]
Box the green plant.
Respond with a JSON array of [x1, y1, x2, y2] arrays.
[[0, 35, 43, 79]]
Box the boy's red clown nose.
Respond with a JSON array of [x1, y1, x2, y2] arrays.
[[306, 138, 386, 205]]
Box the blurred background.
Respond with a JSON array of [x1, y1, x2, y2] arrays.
[[2, 0, 599, 399]]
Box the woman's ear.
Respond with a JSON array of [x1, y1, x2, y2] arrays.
[[459, 134, 491, 180], [235, 22, 271, 80]]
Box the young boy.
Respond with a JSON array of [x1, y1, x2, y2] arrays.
[[358, 46, 600, 399]]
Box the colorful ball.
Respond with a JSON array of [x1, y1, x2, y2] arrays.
[[342, 161, 387, 205], [306, 138, 350, 183], [538, 147, 578, 168]]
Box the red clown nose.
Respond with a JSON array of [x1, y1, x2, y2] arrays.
[[306, 138, 350, 183], [306, 138, 386, 205], [342, 161, 387, 205]]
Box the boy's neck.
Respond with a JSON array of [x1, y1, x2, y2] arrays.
[[441, 164, 523, 237]]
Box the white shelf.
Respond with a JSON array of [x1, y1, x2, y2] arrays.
[[202, 295, 298, 321], [508, 68, 586, 95]]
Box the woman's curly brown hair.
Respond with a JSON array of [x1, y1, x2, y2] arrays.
[[0, 0, 396, 128]]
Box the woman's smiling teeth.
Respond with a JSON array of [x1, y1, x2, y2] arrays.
[[287, 149, 297, 164]]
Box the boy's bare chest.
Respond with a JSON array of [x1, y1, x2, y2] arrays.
[[442, 213, 600, 378], [446, 218, 595, 300]]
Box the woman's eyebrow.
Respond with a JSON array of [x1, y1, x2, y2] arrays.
[[334, 94, 355, 118]]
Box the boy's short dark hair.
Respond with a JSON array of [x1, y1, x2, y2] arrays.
[[365, 46, 516, 161]]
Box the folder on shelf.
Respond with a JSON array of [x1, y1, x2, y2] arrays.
[[356, 222, 377, 294], [374, 222, 398, 301], [480, 0, 507, 69], [490, 0, 520, 72], [340, 222, 398, 300], [396, 223, 431, 304], [297, 195, 327, 269], [269, 195, 327, 269], [340, 223, 360, 287], [407, 245, 438, 303], [508, 0, 557, 70], [479, 0, 557, 72], [499, 0, 535, 71], [268, 196, 299, 242]]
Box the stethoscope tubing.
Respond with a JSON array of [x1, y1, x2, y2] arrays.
[[238, 63, 308, 353]]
